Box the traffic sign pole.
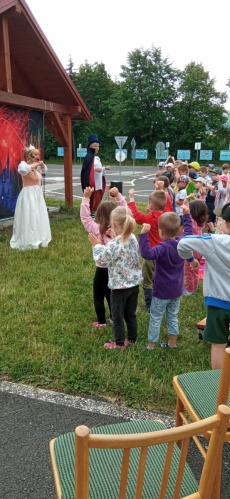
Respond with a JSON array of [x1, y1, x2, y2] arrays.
[[114, 136, 128, 181], [131, 137, 136, 177]]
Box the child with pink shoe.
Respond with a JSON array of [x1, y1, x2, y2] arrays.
[[89, 206, 142, 349], [80, 186, 126, 329]]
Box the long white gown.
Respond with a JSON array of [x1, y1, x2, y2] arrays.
[[10, 162, 51, 250]]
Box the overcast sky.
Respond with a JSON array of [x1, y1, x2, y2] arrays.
[[26, 0, 230, 109]]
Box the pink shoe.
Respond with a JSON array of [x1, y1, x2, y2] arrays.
[[104, 341, 126, 350], [92, 322, 106, 329]]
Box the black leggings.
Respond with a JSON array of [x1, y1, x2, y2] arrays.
[[93, 267, 111, 324]]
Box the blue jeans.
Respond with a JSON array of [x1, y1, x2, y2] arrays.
[[148, 296, 181, 344]]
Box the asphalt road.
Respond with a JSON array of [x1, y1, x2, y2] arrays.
[[0, 387, 229, 499], [44, 164, 158, 202]]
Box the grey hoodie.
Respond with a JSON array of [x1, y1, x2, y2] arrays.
[[178, 234, 230, 310]]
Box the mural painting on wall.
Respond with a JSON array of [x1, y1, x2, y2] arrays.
[[0, 105, 43, 219]]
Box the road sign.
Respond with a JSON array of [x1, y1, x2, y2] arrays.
[[200, 150, 213, 160], [77, 148, 87, 158], [115, 149, 127, 158], [195, 142, 201, 150], [131, 137, 136, 149], [166, 142, 170, 148], [156, 150, 168, 160], [156, 141, 165, 157], [115, 136, 128, 149], [115, 151, 126, 162], [135, 149, 148, 159], [57, 147, 64, 157], [177, 150, 191, 160], [220, 150, 230, 161]]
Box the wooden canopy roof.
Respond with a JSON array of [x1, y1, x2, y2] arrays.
[[0, 0, 92, 120], [0, 0, 92, 205]]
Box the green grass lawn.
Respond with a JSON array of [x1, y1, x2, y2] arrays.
[[0, 199, 209, 414]]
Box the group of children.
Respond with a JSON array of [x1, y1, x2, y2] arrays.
[[80, 160, 230, 371]]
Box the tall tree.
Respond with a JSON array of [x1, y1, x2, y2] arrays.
[[108, 46, 178, 149], [71, 62, 118, 158], [169, 62, 227, 149]]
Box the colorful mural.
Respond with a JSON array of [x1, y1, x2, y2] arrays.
[[0, 105, 43, 219]]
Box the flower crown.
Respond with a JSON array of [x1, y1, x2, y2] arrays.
[[25, 144, 35, 153]]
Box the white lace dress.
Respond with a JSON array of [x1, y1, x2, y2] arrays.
[[10, 162, 51, 250]]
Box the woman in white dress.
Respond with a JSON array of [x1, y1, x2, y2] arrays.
[[10, 146, 51, 250]]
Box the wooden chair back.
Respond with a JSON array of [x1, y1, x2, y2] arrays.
[[216, 347, 230, 408], [74, 405, 230, 499]]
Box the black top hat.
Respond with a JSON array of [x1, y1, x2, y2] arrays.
[[88, 134, 100, 146]]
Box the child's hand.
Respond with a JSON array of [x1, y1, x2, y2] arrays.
[[141, 223, 151, 234], [106, 228, 117, 238], [84, 187, 94, 198], [155, 180, 164, 191], [200, 186, 206, 196], [128, 189, 135, 200], [88, 233, 101, 246], [190, 259, 199, 269], [94, 168, 102, 173], [105, 165, 111, 170], [109, 187, 119, 197], [182, 204, 190, 215]]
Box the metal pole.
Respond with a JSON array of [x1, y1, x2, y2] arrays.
[[42, 173, 45, 199], [119, 149, 121, 181]]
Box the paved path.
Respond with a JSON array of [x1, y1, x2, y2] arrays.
[[44, 164, 158, 202], [0, 382, 229, 499]]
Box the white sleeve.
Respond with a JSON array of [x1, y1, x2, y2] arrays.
[[178, 235, 214, 260], [18, 161, 31, 176], [37, 164, 48, 173]]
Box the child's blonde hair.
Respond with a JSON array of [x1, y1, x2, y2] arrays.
[[111, 206, 136, 244]]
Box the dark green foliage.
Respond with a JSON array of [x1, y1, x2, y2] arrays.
[[44, 52, 229, 163]]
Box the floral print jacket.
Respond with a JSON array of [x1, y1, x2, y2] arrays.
[[93, 234, 143, 289]]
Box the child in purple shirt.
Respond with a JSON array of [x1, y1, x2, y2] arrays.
[[138, 206, 193, 350]]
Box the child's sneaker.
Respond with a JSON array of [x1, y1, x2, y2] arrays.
[[160, 342, 178, 349], [92, 321, 106, 329], [183, 289, 197, 296], [104, 341, 126, 350], [107, 318, 113, 325]]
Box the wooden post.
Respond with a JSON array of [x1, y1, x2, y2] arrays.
[[63, 114, 73, 207], [0, 16, 12, 92]]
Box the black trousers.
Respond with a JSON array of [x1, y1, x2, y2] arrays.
[[111, 285, 139, 345], [93, 267, 111, 324]]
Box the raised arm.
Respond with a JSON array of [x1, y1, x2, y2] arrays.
[[80, 187, 100, 235], [138, 225, 165, 260]]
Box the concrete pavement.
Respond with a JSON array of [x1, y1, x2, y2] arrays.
[[0, 381, 229, 499]]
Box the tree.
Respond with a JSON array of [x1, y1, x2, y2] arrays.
[[169, 62, 227, 151], [66, 55, 75, 79], [70, 62, 118, 158], [108, 46, 178, 150], [44, 128, 60, 160]]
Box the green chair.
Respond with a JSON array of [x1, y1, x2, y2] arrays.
[[173, 347, 230, 499], [50, 404, 230, 499]]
